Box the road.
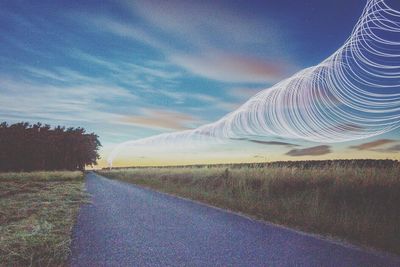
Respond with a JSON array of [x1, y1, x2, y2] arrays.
[[70, 172, 400, 266]]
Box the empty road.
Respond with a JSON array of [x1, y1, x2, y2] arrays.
[[70, 172, 400, 266]]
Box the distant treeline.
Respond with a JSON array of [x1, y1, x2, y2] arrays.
[[0, 122, 101, 171], [106, 159, 399, 170]]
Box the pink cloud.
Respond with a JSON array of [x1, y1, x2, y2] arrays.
[[119, 108, 203, 130], [170, 52, 287, 83], [350, 139, 395, 151], [286, 145, 331, 156]]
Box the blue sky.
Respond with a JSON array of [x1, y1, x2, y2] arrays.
[[1, 0, 399, 166]]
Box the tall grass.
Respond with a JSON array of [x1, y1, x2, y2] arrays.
[[0, 171, 87, 266], [0, 170, 83, 182], [99, 163, 400, 255]]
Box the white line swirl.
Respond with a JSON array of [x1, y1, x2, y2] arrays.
[[108, 0, 400, 166]]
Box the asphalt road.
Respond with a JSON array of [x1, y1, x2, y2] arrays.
[[70, 172, 400, 266]]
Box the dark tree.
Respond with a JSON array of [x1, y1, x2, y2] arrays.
[[0, 122, 101, 171]]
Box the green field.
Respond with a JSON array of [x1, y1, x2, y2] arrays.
[[0, 171, 87, 266], [99, 161, 400, 255]]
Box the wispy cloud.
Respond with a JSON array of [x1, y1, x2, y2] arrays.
[[375, 144, 400, 153], [170, 53, 286, 83], [231, 137, 299, 147], [70, 49, 181, 81], [119, 108, 203, 130], [21, 66, 101, 84], [142, 88, 238, 111], [248, 140, 299, 147], [83, 16, 168, 51], [77, 1, 295, 84], [122, 0, 284, 51], [0, 75, 136, 124], [286, 145, 331, 156], [350, 139, 395, 151], [189, 93, 239, 111]]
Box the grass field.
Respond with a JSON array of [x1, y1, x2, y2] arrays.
[[99, 161, 400, 255], [0, 171, 87, 266]]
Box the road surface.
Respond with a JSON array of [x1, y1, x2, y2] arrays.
[[70, 172, 400, 266]]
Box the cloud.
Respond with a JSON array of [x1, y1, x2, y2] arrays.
[[123, 0, 284, 51], [228, 88, 264, 100], [69, 49, 121, 72], [248, 140, 299, 147], [0, 75, 136, 124], [170, 53, 286, 83], [83, 16, 169, 51], [86, 17, 290, 83], [350, 139, 395, 151], [189, 93, 239, 111], [229, 137, 299, 147], [21, 66, 101, 84], [286, 145, 331, 156], [229, 137, 248, 141], [70, 49, 182, 83], [119, 108, 203, 130], [383, 144, 400, 152], [142, 88, 238, 111], [78, 1, 295, 84], [373, 144, 400, 153], [123, 0, 295, 84]]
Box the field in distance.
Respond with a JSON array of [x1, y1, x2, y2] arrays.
[[0, 171, 87, 266], [99, 159, 400, 255]]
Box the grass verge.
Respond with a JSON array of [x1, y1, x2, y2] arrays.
[[98, 163, 400, 255], [0, 171, 87, 266]]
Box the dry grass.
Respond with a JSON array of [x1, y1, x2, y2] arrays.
[[99, 163, 400, 255], [0, 171, 87, 266]]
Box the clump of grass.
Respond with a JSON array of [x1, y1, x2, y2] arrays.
[[0, 171, 87, 266], [99, 163, 400, 255]]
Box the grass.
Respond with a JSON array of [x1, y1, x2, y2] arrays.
[[0, 171, 87, 266], [98, 162, 400, 255]]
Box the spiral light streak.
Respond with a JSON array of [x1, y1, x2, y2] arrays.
[[108, 0, 400, 166]]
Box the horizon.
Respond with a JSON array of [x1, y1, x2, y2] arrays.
[[89, 159, 400, 171]]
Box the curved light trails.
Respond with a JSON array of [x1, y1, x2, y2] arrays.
[[108, 0, 400, 166]]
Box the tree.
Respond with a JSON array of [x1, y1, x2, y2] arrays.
[[0, 122, 101, 171]]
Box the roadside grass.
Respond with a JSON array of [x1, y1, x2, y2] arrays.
[[0, 171, 87, 266], [99, 163, 400, 255]]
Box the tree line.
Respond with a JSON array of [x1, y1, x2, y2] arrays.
[[0, 122, 101, 171]]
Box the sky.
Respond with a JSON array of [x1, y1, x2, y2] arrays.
[[1, 0, 399, 167]]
